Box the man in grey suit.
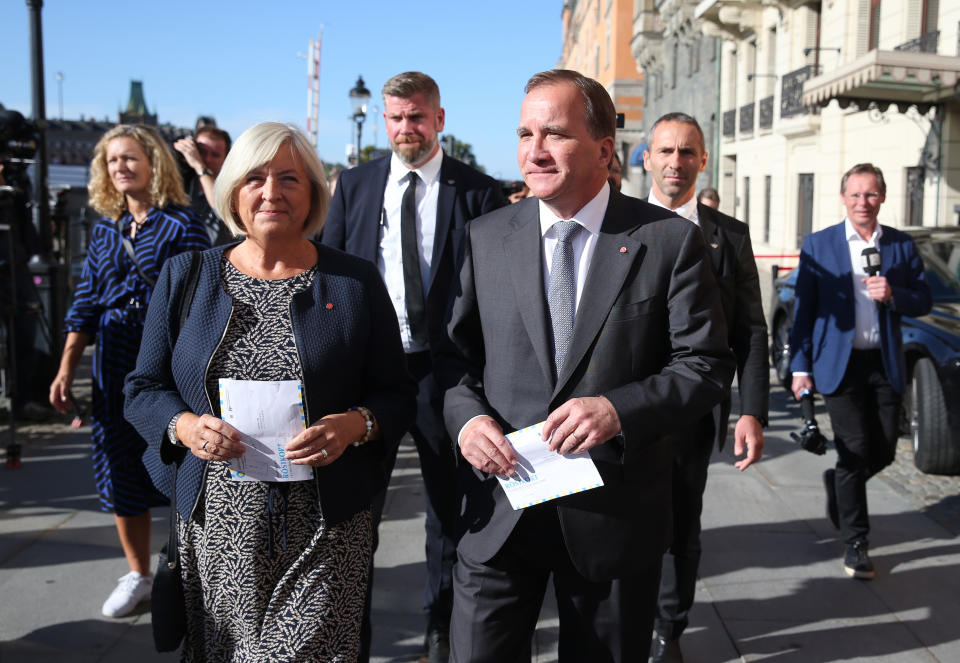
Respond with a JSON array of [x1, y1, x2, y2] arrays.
[[443, 69, 736, 662]]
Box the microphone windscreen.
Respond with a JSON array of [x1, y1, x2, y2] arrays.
[[861, 247, 881, 277]]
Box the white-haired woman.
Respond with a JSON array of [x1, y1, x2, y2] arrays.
[[124, 122, 415, 660]]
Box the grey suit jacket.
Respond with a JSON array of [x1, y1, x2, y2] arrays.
[[443, 191, 736, 581]]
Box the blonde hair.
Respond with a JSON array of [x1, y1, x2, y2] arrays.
[[213, 122, 329, 238], [88, 124, 188, 220]]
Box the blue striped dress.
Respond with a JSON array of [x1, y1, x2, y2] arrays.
[[64, 204, 210, 516]]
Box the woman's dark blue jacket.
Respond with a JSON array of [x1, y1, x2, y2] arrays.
[[123, 242, 417, 525]]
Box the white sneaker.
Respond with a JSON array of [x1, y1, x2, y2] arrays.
[[101, 571, 152, 618]]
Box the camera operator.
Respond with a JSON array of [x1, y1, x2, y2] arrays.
[[173, 125, 233, 246], [0, 126, 51, 412]]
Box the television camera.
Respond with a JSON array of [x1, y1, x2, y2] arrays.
[[791, 389, 829, 455]]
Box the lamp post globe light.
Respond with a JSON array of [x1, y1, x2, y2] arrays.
[[349, 75, 371, 165]]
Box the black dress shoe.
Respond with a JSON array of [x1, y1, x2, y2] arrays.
[[823, 468, 840, 530], [425, 626, 450, 663], [650, 633, 684, 663], [843, 539, 875, 579]]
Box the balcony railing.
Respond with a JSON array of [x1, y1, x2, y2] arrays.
[[781, 64, 820, 118], [894, 30, 940, 54], [723, 109, 736, 137], [759, 96, 774, 129], [739, 102, 755, 133]]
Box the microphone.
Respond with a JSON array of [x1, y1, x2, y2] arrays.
[[861, 246, 881, 277], [861, 246, 885, 309]]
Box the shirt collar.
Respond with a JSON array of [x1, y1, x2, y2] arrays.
[[647, 189, 699, 224], [843, 217, 883, 243], [389, 147, 444, 186], [539, 182, 610, 237]]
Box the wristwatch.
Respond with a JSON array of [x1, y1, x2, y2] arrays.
[[350, 406, 374, 446], [198, 168, 214, 178], [167, 411, 186, 447]]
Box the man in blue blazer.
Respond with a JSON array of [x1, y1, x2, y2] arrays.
[[321, 71, 506, 662], [790, 163, 931, 579]]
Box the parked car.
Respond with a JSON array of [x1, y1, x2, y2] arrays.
[[769, 226, 960, 475]]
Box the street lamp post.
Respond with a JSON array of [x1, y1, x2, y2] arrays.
[[56, 71, 63, 119], [348, 76, 371, 166]]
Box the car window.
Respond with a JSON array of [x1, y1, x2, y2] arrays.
[[915, 235, 960, 303]]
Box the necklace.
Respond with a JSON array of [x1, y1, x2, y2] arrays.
[[128, 210, 150, 238]]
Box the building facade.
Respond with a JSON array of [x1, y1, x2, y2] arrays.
[[695, 0, 960, 258], [45, 80, 191, 189], [632, 0, 724, 198], [559, 0, 647, 197]]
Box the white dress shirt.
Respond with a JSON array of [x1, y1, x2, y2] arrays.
[[647, 190, 700, 226], [844, 217, 882, 350], [379, 148, 444, 353], [539, 182, 610, 316]]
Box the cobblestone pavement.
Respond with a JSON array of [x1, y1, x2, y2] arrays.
[[883, 438, 960, 536]]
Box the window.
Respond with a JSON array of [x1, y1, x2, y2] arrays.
[[797, 173, 815, 249], [869, 0, 881, 50], [764, 175, 772, 244], [672, 41, 679, 89], [922, 0, 938, 34], [744, 176, 751, 228], [606, 21, 611, 69], [905, 166, 924, 226]]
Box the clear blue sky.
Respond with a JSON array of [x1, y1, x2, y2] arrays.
[[1, 0, 563, 181]]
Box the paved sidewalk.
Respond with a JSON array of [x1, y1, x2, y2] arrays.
[[1, 380, 959, 662]]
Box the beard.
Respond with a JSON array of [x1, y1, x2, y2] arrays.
[[391, 134, 437, 167]]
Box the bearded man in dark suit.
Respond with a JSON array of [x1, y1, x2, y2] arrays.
[[322, 71, 506, 663], [443, 70, 735, 663]]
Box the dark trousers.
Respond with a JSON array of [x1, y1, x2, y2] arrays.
[[655, 418, 714, 640], [450, 505, 661, 663], [405, 350, 459, 626], [822, 349, 901, 545], [359, 350, 459, 661]]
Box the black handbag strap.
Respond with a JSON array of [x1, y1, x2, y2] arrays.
[[116, 219, 156, 288], [178, 251, 202, 334], [166, 462, 179, 569], [166, 250, 202, 570]]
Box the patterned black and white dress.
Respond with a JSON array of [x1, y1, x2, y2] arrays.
[[179, 258, 372, 662]]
